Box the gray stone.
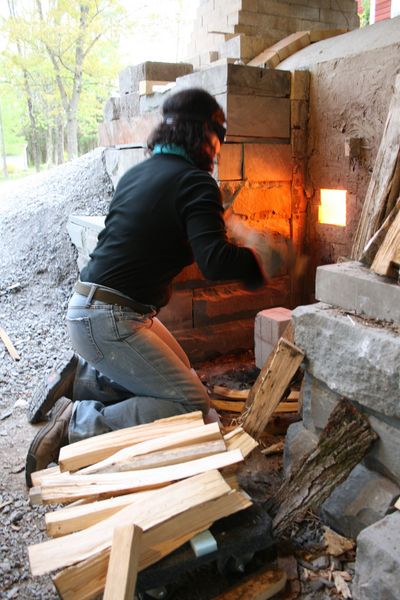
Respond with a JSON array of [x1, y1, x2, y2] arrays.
[[119, 92, 140, 120], [353, 511, 400, 600], [283, 421, 318, 476], [320, 463, 400, 539], [67, 215, 105, 271], [292, 303, 400, 419], [301, 372, 340, 433], [104, 146, 147, 188], [176, 63, 291, 98], [119, 62, 193, 96], [363, 413, 400, 484], [315, 261, 400, 324], [103, 97, 120, 121]]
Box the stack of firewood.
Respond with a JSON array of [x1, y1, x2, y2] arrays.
[[352, 73, 400, 279], [27, 412, 259, 599]]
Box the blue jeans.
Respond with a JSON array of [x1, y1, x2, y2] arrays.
[[66, 286, 209, 443]]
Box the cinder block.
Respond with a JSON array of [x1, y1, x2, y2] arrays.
[[319, 8, 359, 28], [218, 94, 290, 140], [119, 62, 193, 96], [256, 1, 320, 21], [104, 147, 147, 188], [243, 144, 292, 182], [214, 143, 243, 181], [290, 70, 310, 101], [158, 290, 193, 330], [301, 372, 340, 433], [176, 63, 290, 98], [103, 97, 120, 121], [315, 262, 400, 324], [257, 307, 292, 343], [231, 183, 291, 219], [320, 464, 400, 539], [353, 512, 400, 600], [193, 279, 289, 327], [255, 335, 275, 368], [219, 34, 271, 61], [119, 93, 140, 120], [291, 100, 308, 130]]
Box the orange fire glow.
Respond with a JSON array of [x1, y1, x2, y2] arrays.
[[318, 189, 347, 226]]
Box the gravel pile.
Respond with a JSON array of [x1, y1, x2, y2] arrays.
[[0, 149, 113, 598]]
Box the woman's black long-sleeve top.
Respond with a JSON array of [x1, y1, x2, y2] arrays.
[[80, 153, 265, 309]]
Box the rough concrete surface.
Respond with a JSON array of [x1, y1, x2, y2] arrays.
[[320, 463, 400, 539], [353, 511, 400, 600], [293, 303, 400, 419], [0, 150, 113, 598]]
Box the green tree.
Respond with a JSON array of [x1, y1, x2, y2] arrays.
[[360, 0, 371, 27], [2, 0, 128, 166]]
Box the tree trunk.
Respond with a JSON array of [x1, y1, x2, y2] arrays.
[[45, 125, 54, 168], [66, 113, 78, 159], [56, 115, 64, 165], [269, 399, 378, 538], [0, 101, 8, 178]]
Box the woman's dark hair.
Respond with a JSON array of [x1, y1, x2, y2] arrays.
[[147, 88, 225, 172]]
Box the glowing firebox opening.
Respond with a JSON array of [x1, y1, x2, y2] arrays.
[[318, 189, 347, 226]]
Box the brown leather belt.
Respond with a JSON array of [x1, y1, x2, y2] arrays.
[[74, 281, 155, 315]]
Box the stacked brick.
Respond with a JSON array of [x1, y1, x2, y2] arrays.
[[186, 0, 359, 67]]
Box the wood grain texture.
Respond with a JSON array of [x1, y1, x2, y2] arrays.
[[371, 205, 400, 277], [103, 524, 142, 600]]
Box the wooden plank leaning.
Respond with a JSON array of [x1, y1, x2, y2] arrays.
[[241, 337, 304, 440], [351, 74, 400, 261]]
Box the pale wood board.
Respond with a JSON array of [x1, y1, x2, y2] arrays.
[[81, 439, 226, 475], [46, 489, 159, 538], [31, 465, 61, 487], [214, 568, 287, 600], [352, 74, 400, 260], [80, 422, 222, 475], [371, 206, 400, 277], [38, 449, 244, 505], [212, 386, 249, 399], [242, 338, 304, 439], [245, 321, 294, 410], [224, 427, 258, 458], [53, 491, 252, 600], [103, 524, 142, 600], [59, 411, 204, 472], [210, 398, 245, 413], [0, 326, 20, 360], [29, 470, 232, 576]]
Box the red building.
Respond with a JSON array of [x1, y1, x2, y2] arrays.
[[369, 0, 400, 22]]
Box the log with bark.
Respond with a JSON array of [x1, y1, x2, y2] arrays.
[[269, 399, 378, 537]]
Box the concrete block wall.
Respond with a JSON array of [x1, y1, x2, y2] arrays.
[[93, 62, 310, 360], [186, 0, 359, 67], [283, 262, 400, 592]]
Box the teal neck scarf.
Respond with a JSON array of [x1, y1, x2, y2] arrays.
[[152, 143, 194, 165]]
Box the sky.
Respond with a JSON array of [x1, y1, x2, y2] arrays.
[[119, 0, 200, 65]]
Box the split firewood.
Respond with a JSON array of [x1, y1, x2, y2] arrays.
[[269, 399, 378, 537], [213, 567, 287, 600], [261, 441, 284, 456], [0, 326, 20, 360], [210, 398, 245, 413], [245, 321, 294, 411], [223, 426, 258, 458], [352, 74, 400, 260], [36, 449, 244, 504], [58, 410, 204, 472], [361, 195, 400, 265], [52, 490, 251, 600], [103, 524, 142, 600], [241, 337, 304, 440], [212, 386, 249, 400], [29, 470, 235, 576], [371, 205, 400, 278], [46, 489, 157, 537]]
